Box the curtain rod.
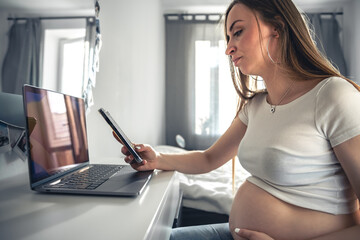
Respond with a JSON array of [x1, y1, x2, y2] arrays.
[[164, 11, 343, 22], [305, 12, 343, 15], [7, 16, 95, 21], [164, 13, 222, 17], [165, 12, 343, 15], [164, 13, 223, 22]]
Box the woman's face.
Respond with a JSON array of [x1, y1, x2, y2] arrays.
[[225, 4, 276, 76]]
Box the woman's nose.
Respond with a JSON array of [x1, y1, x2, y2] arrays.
[[225, 44, 235, 56]]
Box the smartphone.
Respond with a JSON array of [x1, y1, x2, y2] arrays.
[[98, 108, 143, 164]]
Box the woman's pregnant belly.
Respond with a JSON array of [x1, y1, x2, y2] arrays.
[[229, 181, 360, 240]]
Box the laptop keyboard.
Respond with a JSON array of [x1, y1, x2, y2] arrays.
[[45, 165, 124, 190]]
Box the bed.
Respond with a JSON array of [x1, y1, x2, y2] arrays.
[[154, 145, 250, 226]]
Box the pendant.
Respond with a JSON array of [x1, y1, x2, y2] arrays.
[[270, 106, 276, 113]]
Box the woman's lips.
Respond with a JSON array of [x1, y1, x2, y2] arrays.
[[232, 56, 242, 65]]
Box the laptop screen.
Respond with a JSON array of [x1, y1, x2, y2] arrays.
[[23, 85, 89, 185]]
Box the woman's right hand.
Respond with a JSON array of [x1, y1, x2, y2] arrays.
[[113, 131, 159, 171]]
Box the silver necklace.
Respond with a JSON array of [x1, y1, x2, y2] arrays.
[[269, 81, 294, 113]]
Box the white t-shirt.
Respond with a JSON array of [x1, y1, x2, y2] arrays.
[[238, 77, 360, 215]]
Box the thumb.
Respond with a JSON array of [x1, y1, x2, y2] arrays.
[[234, 228, 274, 240], [235, 228, 253, 238]]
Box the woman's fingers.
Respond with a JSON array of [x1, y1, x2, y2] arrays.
[[121, 145, 130, 156], [112, 131, 154, 171]]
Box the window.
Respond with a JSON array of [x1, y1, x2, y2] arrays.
[[41, 19, 86, 98], [59, 36, 85, 97], [195, 40, 237, 136]]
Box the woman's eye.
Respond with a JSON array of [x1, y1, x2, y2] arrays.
[[234, 30, 242, 37]]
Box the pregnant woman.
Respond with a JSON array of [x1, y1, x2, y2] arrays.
[[116, 0, 360, 239]]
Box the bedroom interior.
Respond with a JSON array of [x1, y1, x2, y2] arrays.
[[0, 0, 360, 236]]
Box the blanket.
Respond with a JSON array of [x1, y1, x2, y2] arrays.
[[154, 145, 250, 215]]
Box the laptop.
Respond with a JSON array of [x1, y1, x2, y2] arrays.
[[22, 85, 153, 196]]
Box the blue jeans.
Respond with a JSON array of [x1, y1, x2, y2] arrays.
[[170, 223, 233, 240]]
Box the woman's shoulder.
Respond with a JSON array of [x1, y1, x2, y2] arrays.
[[314, 76, 360, 146], [317, 76, 358, 96], [315, 76, 360, 114]]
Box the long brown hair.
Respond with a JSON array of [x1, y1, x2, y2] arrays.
[[224, 0, 360, 116]]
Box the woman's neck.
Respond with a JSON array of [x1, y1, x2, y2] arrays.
[[262, 71, 323, 106], [262, 70, 293, 105]]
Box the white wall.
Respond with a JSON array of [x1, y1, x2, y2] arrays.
[[86, 0, 166, 160]]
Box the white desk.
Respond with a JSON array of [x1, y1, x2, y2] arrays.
[[0, 161, 180, 240]]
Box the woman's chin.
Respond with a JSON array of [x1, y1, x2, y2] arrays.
[[239, 68, 260, 78], [237, 64, 251, 75], [239, 68, 251, 76]]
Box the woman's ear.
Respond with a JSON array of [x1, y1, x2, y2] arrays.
[[272, 15, 285, 38], [272, 27, 280, 39]]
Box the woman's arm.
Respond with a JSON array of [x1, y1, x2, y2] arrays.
[[122, 117, 247, 174], [333, 135, 360, 205], [157, 117, 247, 174]]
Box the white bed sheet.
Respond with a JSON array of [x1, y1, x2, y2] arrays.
[[154, 145, 250, 215]]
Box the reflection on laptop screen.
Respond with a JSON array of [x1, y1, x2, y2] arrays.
[[24, 86, 89, 184]]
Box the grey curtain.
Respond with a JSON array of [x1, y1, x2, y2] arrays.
[[308, 13, 347, 76], [1, 19, 41, 94], [165, 19, 223, 150]]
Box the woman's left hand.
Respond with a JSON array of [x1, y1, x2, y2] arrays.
[[234, 228, 275, 240]]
